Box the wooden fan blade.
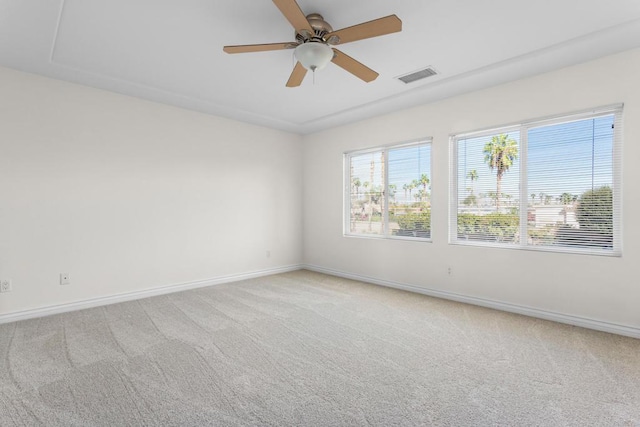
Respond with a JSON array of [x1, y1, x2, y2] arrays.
[[327, 15, 402, 45], [223, 42, 297, 54], [331, 49, 378, 82], [286, 61, 307, 87], [272, 0, 314, 34]]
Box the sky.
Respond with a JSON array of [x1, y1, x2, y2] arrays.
[[458, 114, 614, 206], [350, 144, 430, 204], [349, 113, 615, 207]]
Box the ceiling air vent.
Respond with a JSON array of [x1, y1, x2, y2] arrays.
[[396, 67, 437, 84]]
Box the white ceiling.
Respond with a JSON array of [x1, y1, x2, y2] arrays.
[[2, 0, 640, 134]]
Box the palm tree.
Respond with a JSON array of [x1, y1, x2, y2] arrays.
[[467, 169, 478, 194], [467, 169, 478, 207], [380, 152, 386, 234], [411, 179, 420, 204], [388, 184, 397, 202], [369, 155, 376, 231], [352, 177, 361, 198], [389, 184, 397, 214], [531, 193, 536, 205], [402, 184, 409, 202], [483, 134, 518, 210], [407, 182, 415, 201], [559, 192, 575, 205], [419, 174, 430, 202], [363, 182, 370, 208]]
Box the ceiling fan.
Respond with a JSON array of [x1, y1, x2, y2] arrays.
[[223, 0, 402, 87]]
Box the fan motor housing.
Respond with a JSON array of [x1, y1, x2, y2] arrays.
[[296, 13, 338, 44]]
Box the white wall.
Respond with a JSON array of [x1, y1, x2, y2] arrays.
[[3, 48, 639, 331], [303, 48, 640, 329], [0, 67, 302, 316]]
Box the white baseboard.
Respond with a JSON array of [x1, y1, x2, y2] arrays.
[[303, 264, 640, 340], [0, 264, 303, 325], [4, 263, 638, 340]]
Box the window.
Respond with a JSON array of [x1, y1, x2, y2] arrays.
[[450, 106, 622, 255], [345, 140, 432, 240]]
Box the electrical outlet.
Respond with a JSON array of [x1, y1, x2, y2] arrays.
[[447, 267, 453, 276], [60, 273, 71, 286], [0, 279, 12, 293]]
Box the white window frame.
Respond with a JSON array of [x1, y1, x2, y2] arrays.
[[344, 138, 433, 241], [449, 105, 623, 256]]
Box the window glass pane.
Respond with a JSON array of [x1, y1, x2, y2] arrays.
[[348, 151, 384, 235], [456, 132, 520, 244], [527, 115, 614, 249], [388, 144, 431, 238], [451, 107, 620, 255]]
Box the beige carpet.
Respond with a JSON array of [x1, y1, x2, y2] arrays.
[[0, 270, 638, 426]]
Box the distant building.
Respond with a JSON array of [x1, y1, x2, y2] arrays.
[[530, 205, 578, 228]]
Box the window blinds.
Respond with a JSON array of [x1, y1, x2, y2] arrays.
[[348, 150, 384, 235], [455, 129, 521, 244], [451, 106, 622, 255], [387, 144, 431, 238], [346, 141, 432, 240]]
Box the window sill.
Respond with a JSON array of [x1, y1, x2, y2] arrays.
[[344, 233, 432, 243], [450, 239, 621, 257]]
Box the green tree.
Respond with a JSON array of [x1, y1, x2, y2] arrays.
[[396, 210, 431, 238], [363, 182, 370, 227], [463, 194, 477, 206], [388, 184, 397, 214], [576, 186, 613, 235], [467, 170, 478, 197], [484, 134, 518, 210], [467, 169, 478, 207], [559, 192, 576, 205], [407, 182, 416, 200], [369, 156, 376, 231], [388, 184, 397, 202], [352, 177, 361, 198], [557, 188, 612, 248], [411, 179, 419, 194], [531, 193, 536, 205], [415, 189, 430, 205], [419, 174, 430, 202], [457, 212, 519, 243]]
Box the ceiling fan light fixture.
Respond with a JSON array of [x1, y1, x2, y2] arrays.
[[295, 42, 333, 71], [222, 1, 403, 87]]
